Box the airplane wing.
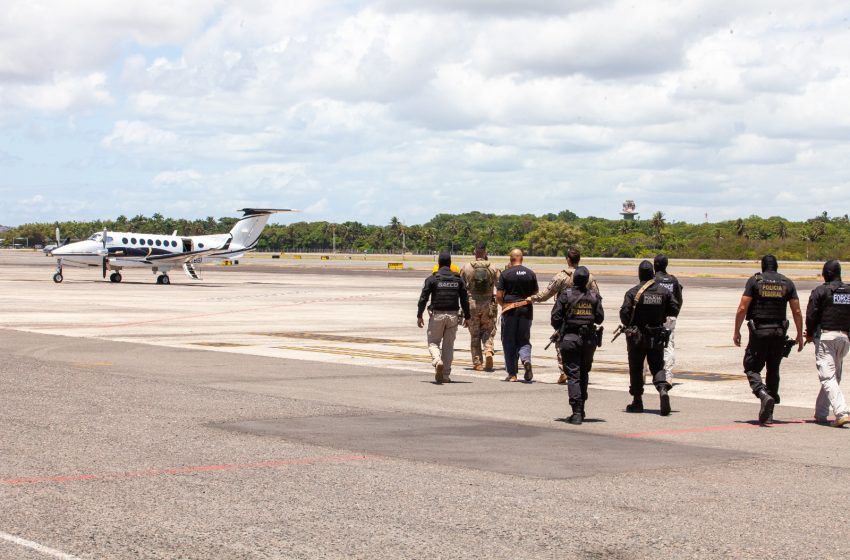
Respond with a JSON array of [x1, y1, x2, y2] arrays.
[[143, 246, 226, 265]]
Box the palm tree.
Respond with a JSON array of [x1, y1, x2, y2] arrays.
[[650, 211, 666, 248], [777, 221, 788, 240]]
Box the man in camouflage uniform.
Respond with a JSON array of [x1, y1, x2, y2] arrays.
[[528, 248, 600, 384], [461, 242, 500, 371]]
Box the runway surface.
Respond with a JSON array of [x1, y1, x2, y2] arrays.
[[1, 250, 847, 558]]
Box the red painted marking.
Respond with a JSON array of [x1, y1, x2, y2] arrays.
[[0, 454, 371, 486], [622, 418, 812, 439]]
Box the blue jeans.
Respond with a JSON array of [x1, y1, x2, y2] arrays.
[[501, 306, 532, 375]]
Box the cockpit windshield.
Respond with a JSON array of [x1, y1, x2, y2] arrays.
[[89, 234, 102, 241]]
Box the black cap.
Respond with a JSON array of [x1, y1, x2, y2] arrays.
[[573, 266, 590, 289], [761, 255, 778, 273], [438, 252, 451, 268], [653, 254, 668, 273], [475, 242, 487, 251], [823, 260, 842, 282], [639, 260, 654, 282]]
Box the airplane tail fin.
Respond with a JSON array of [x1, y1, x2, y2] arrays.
[[228, 208, 295, 250]]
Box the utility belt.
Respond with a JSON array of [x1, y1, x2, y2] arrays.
[[560, 324, 604, 348], [428, 306, 460, 315], [625, 324, 670, 349], [748, 320, 795, 357], [747, 319, 788, 337]]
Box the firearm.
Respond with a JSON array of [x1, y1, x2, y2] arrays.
[[611, 324, 624, 342], [545, 331, 560, 350], [783, 337, 797, 358], [596, 325, 604, 348]]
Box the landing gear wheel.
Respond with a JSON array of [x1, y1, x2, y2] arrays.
[[53, 273, 63, 283], [157, 274, 170, 285], [109, 272, 122, 283]]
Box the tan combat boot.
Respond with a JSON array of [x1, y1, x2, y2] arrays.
[[484, 352, 494, 371]]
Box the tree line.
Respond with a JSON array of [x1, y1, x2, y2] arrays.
[[3, 210, 849, 261]]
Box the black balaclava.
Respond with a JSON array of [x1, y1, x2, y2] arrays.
[[654, 254, 668, 273], [761, 255, 778, 273], [438, 252, 451, 268], [823, 260, 842, 282], [573, 266, 590, 289], [639, 260, 654, 282]]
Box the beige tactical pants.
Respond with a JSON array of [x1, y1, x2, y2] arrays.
[[814, 331, 850, 418], [428, 312, 459, 376], [468, 298, 496, 365]]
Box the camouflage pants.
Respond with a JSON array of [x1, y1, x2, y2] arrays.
[[468, 298, 497, 365]]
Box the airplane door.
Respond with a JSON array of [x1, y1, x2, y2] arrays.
[[182, 238, 193, 253]]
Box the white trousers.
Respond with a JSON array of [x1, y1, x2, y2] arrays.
[[644, 316, 676, 384], [814, 331, 850, 418], [428, 313, 459, 376]]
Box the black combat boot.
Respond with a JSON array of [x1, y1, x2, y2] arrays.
[[659, 387, 671, 417], [568, 402, 583, 425], [757, 389, 775, 424], [523, 361, 533, 382], [626, 396, 644, 413]]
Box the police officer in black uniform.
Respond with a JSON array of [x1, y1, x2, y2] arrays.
[[653, 254, 683, 384], [733, 255, 803, 423], [551, 266, 604, 424], [620, 260, 680, 416]]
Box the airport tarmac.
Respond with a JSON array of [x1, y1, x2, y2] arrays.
[[1, 250, 848, 559]]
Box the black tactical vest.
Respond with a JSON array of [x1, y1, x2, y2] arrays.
[[747, 272, 789, 323], [655, 273, 677, 295], [431, 271, 462, 311], [563, 289, 598, 329], [821, 283, 850, 331], [634, 284, 668, 327]]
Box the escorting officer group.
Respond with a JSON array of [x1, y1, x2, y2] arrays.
[[416, 246, 850, 428]]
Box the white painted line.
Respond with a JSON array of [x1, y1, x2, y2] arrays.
[[0, 531, 82, 559]]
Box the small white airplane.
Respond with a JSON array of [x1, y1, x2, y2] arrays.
[[50, 208, 293, 284]]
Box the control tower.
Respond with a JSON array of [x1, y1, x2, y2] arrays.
[[620, 200, 638, 221]]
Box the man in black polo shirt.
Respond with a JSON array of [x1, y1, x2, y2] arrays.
[[733, 255, 803, 423], [497, 248, 538, 382]]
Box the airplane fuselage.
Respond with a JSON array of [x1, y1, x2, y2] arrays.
[[54, 231, 233, 268], [49, 208, 292, 284]]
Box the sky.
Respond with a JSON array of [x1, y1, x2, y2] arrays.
[[1, 0, 849, 227]]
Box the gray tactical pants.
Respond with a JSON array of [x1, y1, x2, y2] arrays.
[[814, 331, 850, 419], [428, 312, 459, 376]]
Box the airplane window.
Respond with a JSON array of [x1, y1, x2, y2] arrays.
[[171, 240, 177, 247], [155, 240, 161, 246], [106, 236, 114, 242], [131, 238, 136, 244], [148, 239, 153, 245], [198, 243, 205, 249], [122, 238, 128, 244], [89, 234, 101, 241]]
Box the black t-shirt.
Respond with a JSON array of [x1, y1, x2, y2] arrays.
[[497, 265, 539, 303]]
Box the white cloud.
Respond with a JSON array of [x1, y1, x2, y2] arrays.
[[3, 0, 850, 225]]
